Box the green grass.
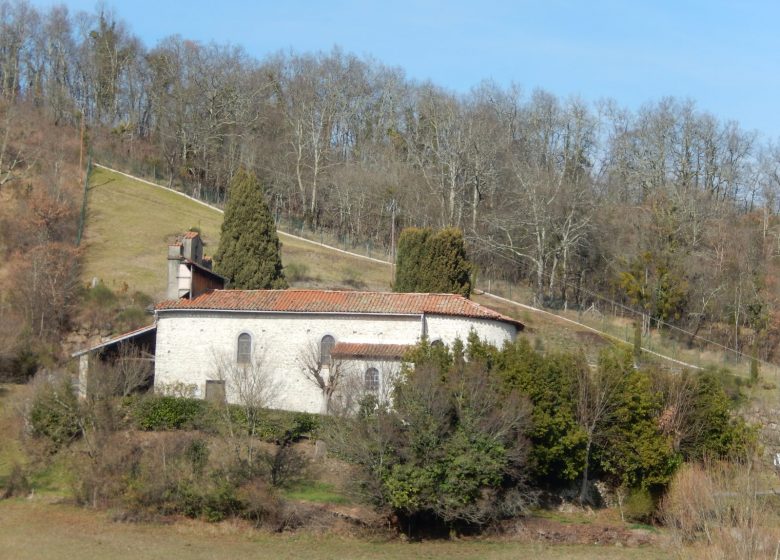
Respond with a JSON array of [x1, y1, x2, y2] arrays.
[[282, 481, 351, 505]]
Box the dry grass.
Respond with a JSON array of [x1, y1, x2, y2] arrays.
[[0, 499, 671, 560], [81, 167, 392, 299], [662, 460, 780, 560]]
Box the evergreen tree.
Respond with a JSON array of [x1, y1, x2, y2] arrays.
[[214, 169, 287, 289], [393, 227, 472, 297]]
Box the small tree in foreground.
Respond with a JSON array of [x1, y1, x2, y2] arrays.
[[214, 168, 287, 289]]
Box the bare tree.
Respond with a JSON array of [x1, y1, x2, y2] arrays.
[[90, 342, 153, 399], [296, 338, 352, 414], [574, 355, 624, 503], [212, 348, 279, 463]]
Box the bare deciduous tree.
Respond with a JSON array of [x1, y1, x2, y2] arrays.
[[91, 342, 152, 398], [296, 338, 353, 414], [212, 347, 279, 463]]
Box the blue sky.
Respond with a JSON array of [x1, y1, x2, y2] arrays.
[[33, 0, 780, 139]]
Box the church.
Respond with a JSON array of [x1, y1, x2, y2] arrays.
[[74, 232, 523, 413]]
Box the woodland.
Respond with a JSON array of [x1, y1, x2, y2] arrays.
[[1, 2, 779, 363]]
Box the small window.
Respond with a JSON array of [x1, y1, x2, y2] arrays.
[[364, 367, 380, 393], [237, 333, 252, 364], [205, 380, 226, 403], [320, 335, 335, 366]]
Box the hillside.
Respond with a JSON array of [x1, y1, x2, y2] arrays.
[[81, 165, 780, 386], [82, 166, 394, 299], [81, 166, 624, 362], [75, 166, 780, 424]]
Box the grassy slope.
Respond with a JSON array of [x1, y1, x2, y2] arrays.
[[82, 167, 393, 299]]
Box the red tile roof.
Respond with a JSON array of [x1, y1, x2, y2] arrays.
[[155, 289, 523, 328], [183, 231, 200, 239], [331, 342, 412, 360]]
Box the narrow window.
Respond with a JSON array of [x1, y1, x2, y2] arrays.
[[320, 335, 335, 366], [237, 333, 252, 364], [205, 380, 226, 403], [364, 367, 380, 393]]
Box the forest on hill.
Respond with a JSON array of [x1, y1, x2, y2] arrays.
[[1, 1, 780, 362]]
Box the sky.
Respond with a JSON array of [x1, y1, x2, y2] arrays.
[[31, 0, 780, 139]]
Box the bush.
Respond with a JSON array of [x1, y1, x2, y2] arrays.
[[131, 396, 208, 431], [1, 463, 31, 499], [0, 343, 39, 383], [130, 291, 154, 308], [225, 406, 318, 443], [621, 487, 655, 523], [662, 460, 779, 557], [85, 282, 117, 308], [28, 374, 82, 450]]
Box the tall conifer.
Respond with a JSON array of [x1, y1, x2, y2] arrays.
[[393, 227, 471, 297], [215, 168, 287, 289]]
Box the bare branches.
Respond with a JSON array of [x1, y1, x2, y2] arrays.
[[296, 338, 352, 414]]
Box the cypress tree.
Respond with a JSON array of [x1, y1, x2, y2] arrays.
[[393, 227, 472, 297], [214, 168, 287, 289]]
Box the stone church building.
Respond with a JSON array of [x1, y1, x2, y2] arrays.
[[75, 232, 523, 414]]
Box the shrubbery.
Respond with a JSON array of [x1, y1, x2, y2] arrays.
[[326, 334, 757, 531], [126, 395, 319, 443], [130, 395, 209, 430], [28, 374, 82, 450], [15, 339, 754, 534]]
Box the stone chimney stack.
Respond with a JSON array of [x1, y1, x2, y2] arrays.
[[181, 231, 203, 263], [166, 231, 220, 300]]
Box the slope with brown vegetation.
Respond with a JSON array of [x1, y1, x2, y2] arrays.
[[0, 102, 83, 378]]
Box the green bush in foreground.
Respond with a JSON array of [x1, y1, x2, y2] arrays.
[[130, 396, 209, 431]]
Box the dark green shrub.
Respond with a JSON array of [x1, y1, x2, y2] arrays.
[[0, 343, 39, 382], [131, 396, 208, 430], [224, 407, 318, 443]]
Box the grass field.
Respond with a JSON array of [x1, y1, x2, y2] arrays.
[[82, 167, 393, 299], [0, 499, 672, 560]]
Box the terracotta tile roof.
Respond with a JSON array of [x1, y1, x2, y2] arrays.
[[183, 231, 200, 239], [331, 342, 411, 360], [155, 289, 523, 328]]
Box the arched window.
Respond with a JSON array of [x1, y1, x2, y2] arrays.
[[237, 333, 252, 364], [320, 335, 335, 366], [364, 367, 380, 392], [431, 339, 444, 348]]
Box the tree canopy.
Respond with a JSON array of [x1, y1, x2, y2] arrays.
[[214, 169, 287, 290]]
